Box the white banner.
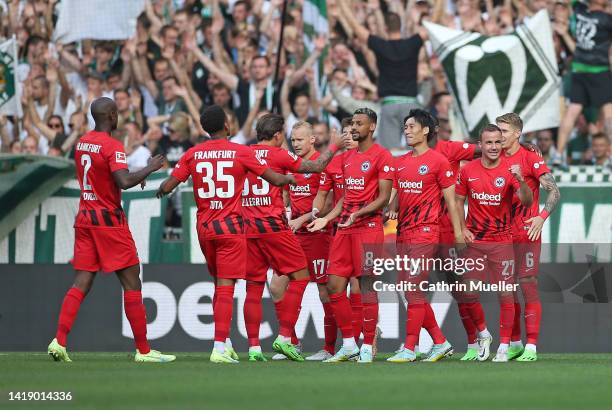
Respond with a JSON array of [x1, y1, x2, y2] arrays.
[[53, 0, 145, 43]]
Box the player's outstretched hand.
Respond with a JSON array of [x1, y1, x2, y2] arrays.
[[307, 217, 329, 232], [338, 213, 357, 228], [509, 164, 524, 182], [148, 154, 165, 171], [289, 213, 310, 233], [525, 215, 545, 241], [521, 142, 543, 157], [386, 209, 398, 220]]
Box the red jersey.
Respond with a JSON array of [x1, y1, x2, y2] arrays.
[[242, 144, 302, 235], [393, 149, 455, 235], [502, 146, 550, 234], [172, 139, 268, 237], [339, 144, 394, 231], [287, 151, 323, 234], [456, 159, 521, 242], [319, 152, 345, 206], [434, 139, 477, 233], [74, 131, 129, 228]]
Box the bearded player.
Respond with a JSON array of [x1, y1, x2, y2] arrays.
[[241, 113, 338, 362], [48, 97, 175, 363], [455, 124, 533, 362], [497, 113, 560, 362], [156, 105, 294, 363], [309, 108, 394, 363], [387, 109, 464, 363]]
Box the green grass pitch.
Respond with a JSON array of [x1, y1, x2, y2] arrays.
[[1, 353, 611, 410]]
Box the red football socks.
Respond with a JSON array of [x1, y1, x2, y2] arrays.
[[422, 303, 446, 344], [499, 302, 515, 344], [323, 302, 337, 354], [405, 303, 425, 350], [244, 281, 265, 347], [213, 285, 235, 343], [457, 302, 478, 344], [362, 299, 378, 345], [123, 290, 151, 354], [511, 301, 522, 342], [279, 279, 309, 338], [466, 301, 487, 332], [525, 302, 542, 345], [349, 293, 363, 339], [329, 292, 354, 339], [55, 287, 85, 347]]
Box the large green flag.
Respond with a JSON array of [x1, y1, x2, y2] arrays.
[[302, 0, 328, 87], [425, 10, 560, 139], [0, 37, 20, 117]]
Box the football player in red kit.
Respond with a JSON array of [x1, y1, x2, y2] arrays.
[[290, 118, 366, 359], [156, 105, 295, 363], [309, 108, 394, 363], [387, 109, 464, 363], [455, 124, 533, 362], [48, 97, 175, 363], [497, 113, 560, 362], [241, 113, 338, 362]]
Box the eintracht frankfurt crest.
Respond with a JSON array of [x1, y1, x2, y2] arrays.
[[424, 10, 560, 139]]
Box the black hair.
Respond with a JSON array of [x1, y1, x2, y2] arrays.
[[200, 105, 227, 135], [404, 108, 436, 141], [256, 113, 284, 141], [354, 107, 377, 123]]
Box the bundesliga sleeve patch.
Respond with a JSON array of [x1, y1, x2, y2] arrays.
[[115, 152, 127, 164]]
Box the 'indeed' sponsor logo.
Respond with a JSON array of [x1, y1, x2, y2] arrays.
[[398, 180, 423, 189], [290, 185, 311, 193], [471, 191, 501, 201], [345, 176, 365, 186]]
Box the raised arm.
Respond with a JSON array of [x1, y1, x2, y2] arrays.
[[509, 164, 534, 207], [156, 174, 181, 198], [113, 154, 165, 190], [186, 39, 239, 91], [338, 0, 371, 43], [297, 146, 339, 173]]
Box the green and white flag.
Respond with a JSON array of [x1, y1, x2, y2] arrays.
[[424, 10, 560, 138], [0, 37, 20, 117], [302, 0, 328, 88]]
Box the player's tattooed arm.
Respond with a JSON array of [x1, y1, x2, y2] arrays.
[[260, 169, 296, 187], [114, 154, 165, 190], [525, 172, 560, 241], [297, 148, 336, 173], [539, 173, 560, 214]]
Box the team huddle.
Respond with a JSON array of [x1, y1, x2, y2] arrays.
[[47, 96, 560, 364]]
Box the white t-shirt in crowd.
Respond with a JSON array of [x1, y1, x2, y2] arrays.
[[127, 145, 151, 171]]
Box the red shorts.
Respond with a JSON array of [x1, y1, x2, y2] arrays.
[[72, 227, 139, 273], [462, 241, 515, 285], [397, 228, 438, 303], [327, 227, 384, 278], [199, 235, 246, 279], [246, 231, 308, 282], [297, 232, 332, 284], [438, 229, 457, 259], [513, 229, 542, 278]]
